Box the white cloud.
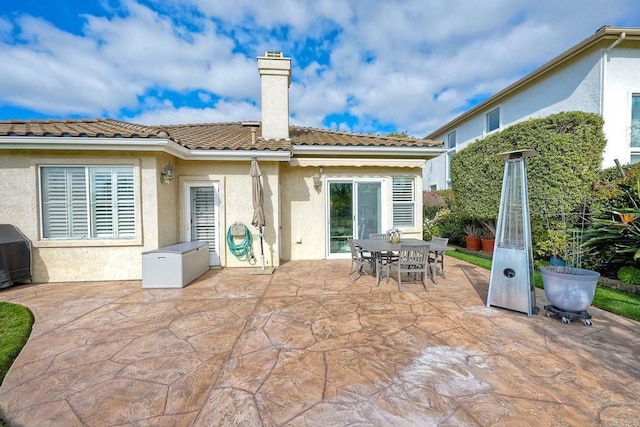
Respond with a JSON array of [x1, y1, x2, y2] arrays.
[[0, 0, 639, 136], [127, 98, 260, 125]]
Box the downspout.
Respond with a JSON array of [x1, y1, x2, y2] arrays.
[[600, 31, 626, 115]]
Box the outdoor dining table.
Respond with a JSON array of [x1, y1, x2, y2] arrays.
[[352, 238, 455, 279]]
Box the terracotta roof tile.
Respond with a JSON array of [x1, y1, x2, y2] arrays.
[[155, 122, 292, 151], [0, 118, 443, 151], [0, 118, 158, 138], [289, 126, 441, 148]]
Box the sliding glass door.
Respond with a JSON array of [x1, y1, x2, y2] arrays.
[[328, 180, 382, 255]]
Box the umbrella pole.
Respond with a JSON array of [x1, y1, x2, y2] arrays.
[[260, 226, 265, 270]]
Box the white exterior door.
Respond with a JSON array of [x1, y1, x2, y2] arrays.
[[327, 179, 384, 258], [185, 182, 220, 266]]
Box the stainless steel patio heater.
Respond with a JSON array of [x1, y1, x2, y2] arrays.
[[486, 149, 539, 317]]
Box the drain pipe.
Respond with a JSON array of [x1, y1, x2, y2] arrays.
[[599, 31, 626, 167], [600, 31, 626, 115]]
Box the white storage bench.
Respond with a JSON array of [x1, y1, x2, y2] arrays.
[[142, 241, 209, 288]]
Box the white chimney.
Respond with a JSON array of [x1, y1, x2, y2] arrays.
[[257, 51, 291, 140]]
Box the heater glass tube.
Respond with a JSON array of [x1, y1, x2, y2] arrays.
[[498, 160, 524, 249]]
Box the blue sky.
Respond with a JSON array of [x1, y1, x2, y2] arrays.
[[1, 0, 639, 137]]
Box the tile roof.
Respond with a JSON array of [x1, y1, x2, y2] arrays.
[[0, 118, 443, 151], [0, 118, 157, 138]]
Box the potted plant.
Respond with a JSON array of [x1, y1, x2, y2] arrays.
[[387, 227, 402, 244], [463, 222, 482, 251], [481, 219, 496, 254], [540, 227, 600, 314]]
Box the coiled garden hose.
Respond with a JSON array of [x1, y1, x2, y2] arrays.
[[226, 224, 256, 263]]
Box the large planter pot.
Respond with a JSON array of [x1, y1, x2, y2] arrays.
[[481, 238, 495, 254], [465, 236, 482, 251], [540, 266, 600, 312]]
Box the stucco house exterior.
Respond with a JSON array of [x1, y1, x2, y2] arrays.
[[0, 52, 445, 283], [424, 25, 640, 190]]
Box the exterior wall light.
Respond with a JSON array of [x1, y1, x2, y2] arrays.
[[160, 163, 174, 184], [312, 167, 323, 192], [313, 174, 322, 192]]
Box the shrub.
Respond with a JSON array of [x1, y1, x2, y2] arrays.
[[582, 208, 640, 272], [423, 208, 450, 241], [451, 112, 605, 224], [618, 265, 640, 285]]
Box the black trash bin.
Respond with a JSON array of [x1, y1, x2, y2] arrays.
[[0, 224, 32, 289]]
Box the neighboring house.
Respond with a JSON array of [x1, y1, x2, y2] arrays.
[[424, 25, 640, 190], [0, 52, 445, 283]]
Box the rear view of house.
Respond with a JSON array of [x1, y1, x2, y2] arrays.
[[0, 52, 445, 283]]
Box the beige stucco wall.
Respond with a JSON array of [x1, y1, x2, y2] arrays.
[[280, 165, 424, 260], [175, 159, 281, 268], [0, 150, 165, 283], [1, 149, 423, 282]]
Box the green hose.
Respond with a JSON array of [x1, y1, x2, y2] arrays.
[[226, 224, 256, 263]]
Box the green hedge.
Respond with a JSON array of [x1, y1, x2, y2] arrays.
[[451, 112, 606, 222]]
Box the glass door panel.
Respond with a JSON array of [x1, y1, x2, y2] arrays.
[[329, 182, 353, 254], [328, 180, 382, 255], [356, 182, 381, 238]]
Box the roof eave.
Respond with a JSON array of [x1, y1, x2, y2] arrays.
[[0, 136, 292, 161], [425, 26, 640, 139]]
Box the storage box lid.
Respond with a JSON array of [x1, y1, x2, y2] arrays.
[[143, 241, 208, 255]]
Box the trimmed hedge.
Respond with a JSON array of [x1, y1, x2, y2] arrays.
[[451, 112, 606, 222]]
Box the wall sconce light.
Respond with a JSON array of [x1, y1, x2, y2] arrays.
[[160, 162, 174, 184], [312, 167, 323, 192]]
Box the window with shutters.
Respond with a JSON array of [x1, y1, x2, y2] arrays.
[[40, 166, 136, 239], [392, 177, 415, 228]]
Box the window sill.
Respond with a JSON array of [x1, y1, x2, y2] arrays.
[[34, 237, 142, 248]]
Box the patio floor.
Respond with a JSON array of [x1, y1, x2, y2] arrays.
[[0, 258, 639, 426]]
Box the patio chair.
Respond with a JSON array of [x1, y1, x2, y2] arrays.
[[385, 244, 430, 292], [347, 238, 372, 280], [428, 237, 449, 284], [368, 233, 399, 286]]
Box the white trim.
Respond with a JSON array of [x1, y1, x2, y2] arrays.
[[293, 145, 446, 157], [0, 136, 291, 161], [289, 158, 426, 168], [484, 106, 501, 136], [325, 177, 388, 259], [184, 180, 222, 266], [35, 163, 142, 247]]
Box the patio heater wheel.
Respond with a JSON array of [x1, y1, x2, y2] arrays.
[[544, 304, 593, 326]]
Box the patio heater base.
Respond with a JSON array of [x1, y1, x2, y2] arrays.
[[544, 304, 593, 326]]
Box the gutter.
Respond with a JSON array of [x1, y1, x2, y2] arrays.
[[425, 26, 639, 139], [0, 136, 292, 162]]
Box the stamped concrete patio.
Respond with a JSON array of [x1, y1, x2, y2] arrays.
[[0, 257, 639, 426]]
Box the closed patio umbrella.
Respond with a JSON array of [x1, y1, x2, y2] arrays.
[[250, 157, 266, 269]]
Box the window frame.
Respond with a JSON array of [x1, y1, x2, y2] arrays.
[[485, 107, 500, 134], [631, 93, 640, 145], [392, 176, 416, 229], [446, 130, 457, 149], [37, 162, 141, 247]]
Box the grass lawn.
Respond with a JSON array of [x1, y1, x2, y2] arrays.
[[446, 250, 640, 321], [0, 301, 33, 427], [0, 302, 33, 383]]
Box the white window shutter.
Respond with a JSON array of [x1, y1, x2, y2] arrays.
[[192, 186, 216, 256], [114, 168, 135, 237], [91, 169, 114, 238], [392, 177, 415, 227], [41, 167, 88, 238]]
